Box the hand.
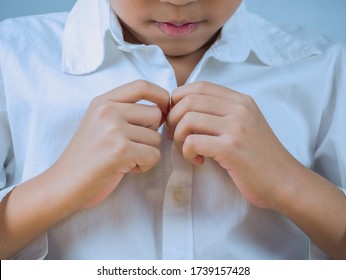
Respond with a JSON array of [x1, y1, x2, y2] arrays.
[[52, 80, 170, 210], [167, 81, 301, 210]]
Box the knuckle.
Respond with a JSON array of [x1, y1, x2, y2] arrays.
[[184, 134, 196, 150], [98, 103, 116, 121], [172, 124, 182, 142], [174, 112, 195, 143], [139, 149, 161, 173], [113, 137, 131, 156], [151, 148, 161, 163], [222, 132, 242, 152], [183, 111, 197, 124], [153, 106, 163, 120], [134, 79, 151, 92], [239, 94, 256, 111], [89, 97, 114, 119], [89, 95, 104, 109], [147, 107, 162, 130], [194, 81, 209, 93], [182, 94, 198, 109], [153, 132, 162, 147], [235, 97, 254, 118], [242, 94, 256, 107], [234, 96, 261, 128], [148, 131, 162, 148], [109, 120, 125, 137]]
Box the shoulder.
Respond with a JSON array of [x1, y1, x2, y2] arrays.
[[0, 13, 68, 53], [282, 22, 346, 57], [248, 13, 346, 67]]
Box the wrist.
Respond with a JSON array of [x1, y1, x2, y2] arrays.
[[267, 160, 311, 214], [272, 161, 331, 217], [35, 167, 80, 220]]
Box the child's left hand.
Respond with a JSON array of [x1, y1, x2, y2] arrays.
[[167, 81, 303, 210]]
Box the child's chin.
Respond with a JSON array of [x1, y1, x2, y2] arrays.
[[159, 43, 203, 57]]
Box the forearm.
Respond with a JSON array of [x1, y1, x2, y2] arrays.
[[0, 167, 76, 259], [277, 164, 346, 259]]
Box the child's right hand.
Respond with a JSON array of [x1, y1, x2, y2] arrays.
[[0, 80, 170, 259], [51, 80, 169, 211]]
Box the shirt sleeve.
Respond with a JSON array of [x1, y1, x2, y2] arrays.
[[0, 65, 48, 260], [310, 45, 346, 259], [0, 66, 15, 202]]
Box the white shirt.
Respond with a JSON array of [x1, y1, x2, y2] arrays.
[[0, 0, 345, 260]]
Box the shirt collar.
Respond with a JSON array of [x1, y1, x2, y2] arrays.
[[62, 0, 321, 75], [209, 2, 321, 65], [62, 0, 112, 75]]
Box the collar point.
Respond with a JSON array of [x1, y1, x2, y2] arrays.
[[61, 59, 101, 76]]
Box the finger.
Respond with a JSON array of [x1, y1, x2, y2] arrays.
[[102, 80, 170, 115], [122, 103, 163, 130], [114, 139, 161, 174], [126, 124, 162, 148], [166, 94, 231, 135], [174, 112, 223, 144], [172, 81, 240, 106], [127, 142, 161, 173], [182, 134, 221, 164]]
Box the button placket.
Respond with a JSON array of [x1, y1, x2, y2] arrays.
[[162, 144, 194, 260]]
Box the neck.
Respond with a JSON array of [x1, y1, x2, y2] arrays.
[[165, 47, 206, 87], [121, 22, 220, 86], [166, 32, 220, 86]]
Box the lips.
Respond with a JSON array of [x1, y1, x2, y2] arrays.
[[154, 21, 200, 37]]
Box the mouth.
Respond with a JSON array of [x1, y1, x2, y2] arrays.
[[154, 21, 201, 37]]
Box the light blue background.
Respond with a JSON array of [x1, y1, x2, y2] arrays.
[[0, 0, 345, 45]]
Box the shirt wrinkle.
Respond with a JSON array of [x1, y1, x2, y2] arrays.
[[0, 0, 345, 260]]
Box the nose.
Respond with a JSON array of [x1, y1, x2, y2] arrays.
[[159, 0, 197, 5]]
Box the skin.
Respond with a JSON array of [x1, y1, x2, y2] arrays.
[[0, 0, 345, 259], [110, 0, 242, 85]]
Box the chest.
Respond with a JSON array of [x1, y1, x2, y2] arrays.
[[5, 48, 323, 179]]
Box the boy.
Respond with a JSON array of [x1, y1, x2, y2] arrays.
[[0, 0, 345, 259]]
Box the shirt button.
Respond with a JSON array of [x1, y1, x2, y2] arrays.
[[173, 186, 186, 206]]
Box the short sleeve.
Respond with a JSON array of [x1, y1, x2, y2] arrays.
[[310, 45, 346, 259], [312, 46, 346, 193], [0, 66, 16, 202], [0, 59, 48, 260]]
